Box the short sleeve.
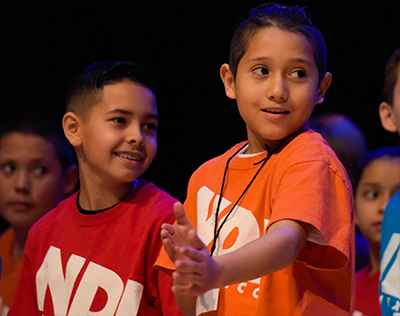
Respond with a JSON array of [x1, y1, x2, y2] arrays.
[[268, 160, 353, 270]]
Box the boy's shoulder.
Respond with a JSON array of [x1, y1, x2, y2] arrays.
[[276, 128, 351, 185], [131, 179, 178, 213], [196, 128, 340, 169], [280, 128, 339, 162], [134, 179, 176, 202], [29, 192, 78, 234]]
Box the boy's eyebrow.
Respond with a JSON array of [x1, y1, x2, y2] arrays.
[[248, 57, 313, 66], [106, 108, 158, 120], [290, 58, 313, 67]]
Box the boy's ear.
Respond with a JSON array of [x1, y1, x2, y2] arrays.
[[220, 64, 236, 100], [62, 112, 82, 147], [315, 72, 332, 104], [379, 101, 398, 133]]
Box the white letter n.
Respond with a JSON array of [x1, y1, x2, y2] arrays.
[[36, 246, 85, 315]]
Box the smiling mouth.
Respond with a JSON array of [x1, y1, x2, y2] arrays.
[[115, 152, 143, 162], [262, 109, 290, 114]]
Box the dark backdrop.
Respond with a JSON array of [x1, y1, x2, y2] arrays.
[[3, 2, 399, 201]]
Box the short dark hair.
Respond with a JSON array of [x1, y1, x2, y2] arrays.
[[355, 146, 400, 189], [360, 146, 400, 169], [66, 60, 156, 119], [383, 46, 400, 106], [0, 111, 75, 172], [229, 3, 327, 84]]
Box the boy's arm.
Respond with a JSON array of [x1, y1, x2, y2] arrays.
[[161, 204, 312, 315], [172, 219, 312, 296]]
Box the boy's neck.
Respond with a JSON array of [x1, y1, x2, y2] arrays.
[[78, 180, 138, 211], [246, 126, 307, 155]]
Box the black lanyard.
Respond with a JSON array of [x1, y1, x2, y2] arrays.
[[210, 138, 289, 257]]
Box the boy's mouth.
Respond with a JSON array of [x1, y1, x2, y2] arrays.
[[262, 109, 290, 114], [115, 152, 143, 162]]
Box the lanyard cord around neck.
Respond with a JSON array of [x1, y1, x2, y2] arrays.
[[210, 139, 287, 257]]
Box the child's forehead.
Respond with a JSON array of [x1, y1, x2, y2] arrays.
[[244, 27, 315, 65], [90, 81, 158, 117], [0, 132, 57, 157], [365, 156, 400, 173]]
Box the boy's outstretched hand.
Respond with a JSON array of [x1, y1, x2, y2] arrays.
[[172, 245, 220, 297], [161, 202, 220, 297], [161, 202, 205, 263]]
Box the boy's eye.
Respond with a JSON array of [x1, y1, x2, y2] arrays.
[[145, 123, 158, 131], [112, 117, 126, 124], [253, 67, 269, 75], [291, 70, 306, 78], [364, 190, 378, 200], [1, 163, 15, 175], [33, 166, 47, 176]]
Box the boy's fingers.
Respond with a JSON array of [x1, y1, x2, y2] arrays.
[[178, 246, 206, 263], [173, 270, 203, 287], [173, 202, 193, 227], [162, 238, 174, 256], [160, 223, 174, 236], [175, 258, 203, 275], [188, 229, 207, 250], [171, 284, 199, 297]]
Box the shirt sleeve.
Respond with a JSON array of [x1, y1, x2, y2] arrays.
[[155, 268, 184, 316], [268, 160, 353, 270]]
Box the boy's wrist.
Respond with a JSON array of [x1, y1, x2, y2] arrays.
[[212, 256, 226, 290]]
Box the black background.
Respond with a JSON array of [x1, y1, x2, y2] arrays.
[[3, 2, 399, 201]]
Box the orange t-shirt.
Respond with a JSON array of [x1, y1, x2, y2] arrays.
[[0, 228, 23, 315], [157, 129, 355, 315]]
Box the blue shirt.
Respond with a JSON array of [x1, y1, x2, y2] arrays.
[[380, 190, 400, 316]]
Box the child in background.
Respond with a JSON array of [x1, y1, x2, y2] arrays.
[[0, 112, 79, 314], [9, 61, 183, 315], [378, 46, 400, 316], [157, 4, 354, 316], [353, 147, 400, 316], [307, 113, 368, 186]]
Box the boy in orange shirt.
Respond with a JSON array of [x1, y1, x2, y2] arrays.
[[157, 4, 354, 315]]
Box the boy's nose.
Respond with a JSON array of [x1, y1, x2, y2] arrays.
[[15, 170, 31, 193], [267, 76, 288, 102], [126, 125, 144, 145], [379, 193, 392, 215]]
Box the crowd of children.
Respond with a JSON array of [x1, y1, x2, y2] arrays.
[[0, 3, 399, 316]]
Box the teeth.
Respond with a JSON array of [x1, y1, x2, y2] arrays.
[[264, 109, 288, 113], [116, 153, 142, 161]]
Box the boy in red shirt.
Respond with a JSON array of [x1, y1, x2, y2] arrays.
[[157, 4, 354, 315], [9, 60, 183, 316]]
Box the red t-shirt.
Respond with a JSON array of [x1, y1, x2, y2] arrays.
[[9, 180, 183, 316], [354, 264, 382, 316]]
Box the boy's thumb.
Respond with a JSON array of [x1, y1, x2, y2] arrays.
[[173, 202, 192, 227]]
